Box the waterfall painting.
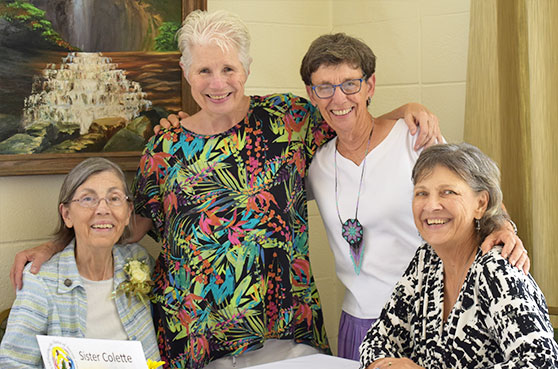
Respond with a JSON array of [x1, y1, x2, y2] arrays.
[[0, 0, 205, 175]]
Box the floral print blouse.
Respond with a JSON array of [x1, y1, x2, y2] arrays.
[[133, 93, 334, 369]]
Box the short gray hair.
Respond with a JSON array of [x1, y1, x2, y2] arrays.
[[412, 143, 505, 242], [300, 33, 376, 86], [177, 10, 252, 77], [54, 157, 132, 245]]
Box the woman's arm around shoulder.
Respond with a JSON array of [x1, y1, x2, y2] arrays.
[[480, 215, 530, 274], [10, 239, 66, 290], [377, 103, 442, 150]]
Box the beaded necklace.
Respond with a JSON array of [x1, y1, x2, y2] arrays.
[[334, 122, 374, 275]]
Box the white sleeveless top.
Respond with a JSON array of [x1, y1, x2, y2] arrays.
[[308, 119, 423, 319]]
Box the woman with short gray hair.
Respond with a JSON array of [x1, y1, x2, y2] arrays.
[[411, 143, 506, 241], [359, 143, 558, 368]]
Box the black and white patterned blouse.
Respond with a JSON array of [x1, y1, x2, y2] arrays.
[[359, 244, 558, 368]]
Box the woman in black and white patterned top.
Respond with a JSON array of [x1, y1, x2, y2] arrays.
[[359, 143, 558, 369]]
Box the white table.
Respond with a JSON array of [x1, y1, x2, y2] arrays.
[[245, 354, 359, 369]]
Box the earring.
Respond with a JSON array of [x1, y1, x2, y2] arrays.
[[367, 97, 372, 105], [474, 218, 481, 232]]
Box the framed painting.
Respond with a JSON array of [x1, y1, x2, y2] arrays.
[[0, 0, 206, 176]]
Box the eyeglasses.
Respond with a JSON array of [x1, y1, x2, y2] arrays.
[[68, 193, 130, 208], [311, 76, 366, 99]]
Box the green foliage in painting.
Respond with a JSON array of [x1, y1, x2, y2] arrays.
[[155, 21, 180, 52], [14, 1, 45, 18], [1, 0, 76, 50]]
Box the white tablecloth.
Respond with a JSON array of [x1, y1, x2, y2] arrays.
[[245, 354, 359, 369]]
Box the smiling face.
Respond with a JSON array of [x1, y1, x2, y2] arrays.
[[412, 165, 488, 250], [183, 43, 248, 119], [306, 63, 375, 134], [60, 170, 131, 252]]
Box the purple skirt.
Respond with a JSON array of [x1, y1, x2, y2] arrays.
[[337, 310, 377, 361]]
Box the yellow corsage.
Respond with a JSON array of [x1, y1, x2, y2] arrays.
[[114, 259, 154, 305]]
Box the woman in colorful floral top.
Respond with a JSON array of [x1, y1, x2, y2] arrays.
[[130, 9, 445, 368], [128, 10, 336, 368], [359, 144, 558, 369], [10, 10, 440, 369]]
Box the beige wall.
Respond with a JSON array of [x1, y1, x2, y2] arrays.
[[0, 0, 471, 354], [330, 0, 470, 143]]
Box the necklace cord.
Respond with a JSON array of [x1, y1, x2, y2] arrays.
[[334, 120, 375, 223]]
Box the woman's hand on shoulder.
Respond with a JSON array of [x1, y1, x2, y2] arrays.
[[378, 103, 442, 150], [481, 229, 530, 274], [10, 240, 64, 290], [401, 103, 442, 150], [367, 357, 425, 369], [153, 111, 188, 134]]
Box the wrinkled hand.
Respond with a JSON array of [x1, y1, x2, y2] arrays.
[[153, 111, 188, 134], [367, 357, 424, 369], [401, 103, 442, 150], [481, 229, 530, 274], [10, 241, 60, 290]]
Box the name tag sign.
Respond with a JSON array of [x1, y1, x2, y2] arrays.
[[36, 335, 149, 369]]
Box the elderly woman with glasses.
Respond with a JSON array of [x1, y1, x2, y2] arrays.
[[301, 33, 528, 361], [0, 158, 159, 368], [359, 143, 557, 368]]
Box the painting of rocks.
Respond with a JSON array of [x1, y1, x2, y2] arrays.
[[0, 0, 182, 155]]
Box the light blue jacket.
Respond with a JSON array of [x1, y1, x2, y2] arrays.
[[0, 241, 160, 368]]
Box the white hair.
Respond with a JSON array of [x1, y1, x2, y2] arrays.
[[177, 10, 252, 76]]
